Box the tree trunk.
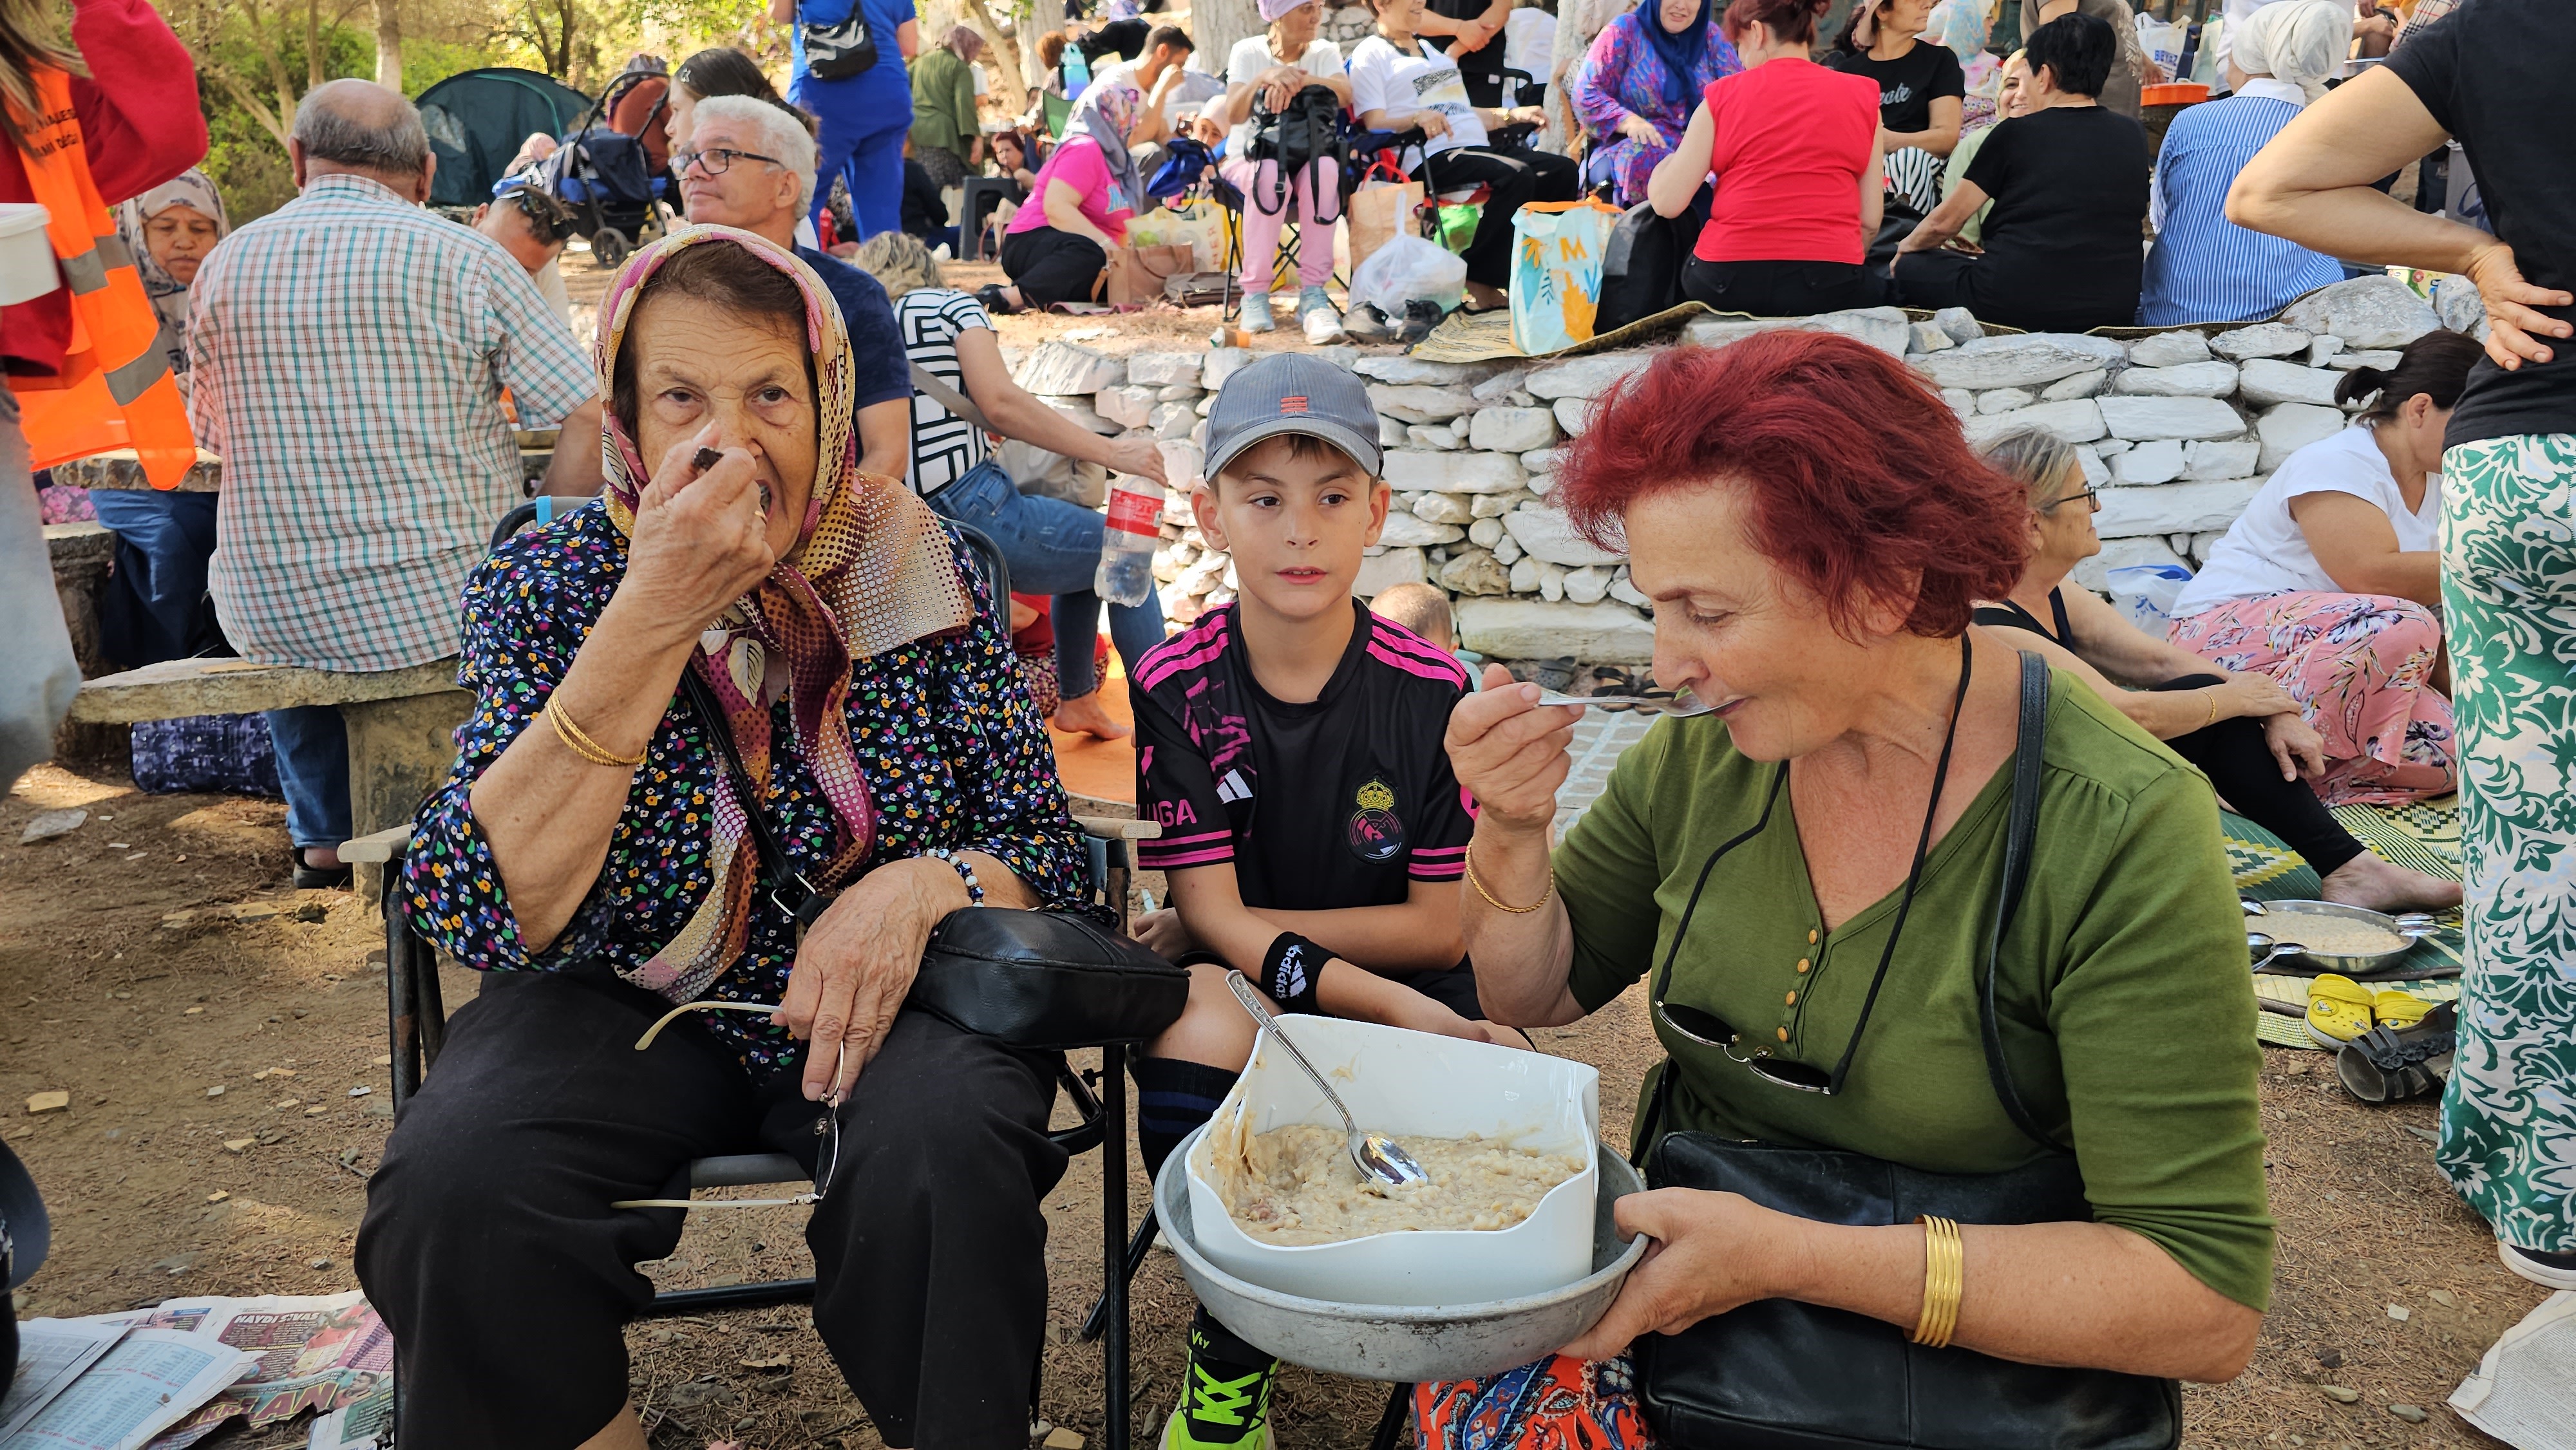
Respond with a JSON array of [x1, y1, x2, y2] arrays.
[[960, 0, 1027, 112], [1193, 0, 1264, 75], [305, 0, 323, 92], [374, 0, 402, 90]]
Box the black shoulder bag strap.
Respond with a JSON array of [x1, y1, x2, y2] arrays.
[[908, 359, 997, 436], [1980, 650, 2061, 1151], [674, 666, 838, 936]]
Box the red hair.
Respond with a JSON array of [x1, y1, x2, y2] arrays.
[[1721, 0, 1829, 46], [1556, 330, 2029, 640]]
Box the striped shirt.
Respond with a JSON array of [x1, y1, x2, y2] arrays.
[[191, 174, 594, 673], [2137, 82, 2345, 326], [892, 288, 994, 498]]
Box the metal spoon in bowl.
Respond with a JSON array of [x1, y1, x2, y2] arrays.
[[2247, 932, 2311, 973], [1531, 687, 1718, 717], [1223, 971, 1429, 1192]]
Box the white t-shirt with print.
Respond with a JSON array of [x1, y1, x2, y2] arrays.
[[1223, 35, 1346, 158], [2171, 424, 2442, 616], [1347, 35, 1485, 167]]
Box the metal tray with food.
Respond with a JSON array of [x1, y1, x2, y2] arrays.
[[2244, 899, 2438, 975]]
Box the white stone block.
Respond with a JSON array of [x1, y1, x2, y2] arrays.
[[1159, 440, 1205, 489], [1915, 333, 2129, 390], [1503, 504, 1625, 567], [1197, 393, 1218, 417], [1607, 571, 1650, 608], [1406, 423, 1461, 451], [2096, 478, 2263, 538], [2328, 350, 2403, 372], [2076, 449, 2110, 487], [2189, 531, 2226, 563], [1470, 406, 1559, 453], [1553, 396, 1591, 437], [1379, 415, 1408, 447], [2278, 274, 2442, 349], [1942, 388, 1975, 419], [1318, 346, 1361, 372], [1526, 351, 1660, 400], [2128, 331, 2213, 367], [2184, 438, 2259, 480], [2093, 438, 2131, 455], [2113, 362, 2240, 397], [1439, 547, 1511, 596], [1384, 449, 1528, 494], [2305, 336, 2345, 368], [1126, 352, 1204, 387], [1977, 388, 2036, 415], [2070, 536, 2190, 593], [1538, 560, 1566, 601], [1933, 306, 1983, 344], [1472, 491, 1527, 518], [2097, 395, 2247, 442], [1152, 402, 1202, 440], [1015, 341, 1124, 395], [1493, 533, 1522, 565], [1471, 366, 1536, 402], [1037, 395, 1120, 435], [1201, 347, 1255, 391], [1376, 512, 1466, 548], [1520, 447, 1563, 474], [1808, 306, 1913, 356], [1157, 383, 1204, 403], [1509, 556, 1540, 593], [2237, 359, 2345, 408], [1962, 399, 2107, 446], [1909, 320, 1956, 354], [2257, 402, 2346, 471], [1681, 315, 1808, 350], [1354, 546, 1428, 596], [2041, 370, 2109, 402], [1455, 598, 1655, 662], [2111, 438, 2186, 485], [1354, 356, 1488, 386], [1563, 565, 1613, 605], [1412, 492, 1473, 525], [2436, 278, 2488, 341], [1527, 472, 1557, 497], [1096, 385, 1157, 429], [2210, 323, 2311, 360], [1468, 516, 1505, 548], [1369, 384, 1478, 424]]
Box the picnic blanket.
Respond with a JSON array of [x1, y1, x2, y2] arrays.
[[2225, 795, 2465, 1050]]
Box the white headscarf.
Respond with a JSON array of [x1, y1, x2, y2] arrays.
[[2232, 0, 2347, 104], [114, 171, 228, 377]]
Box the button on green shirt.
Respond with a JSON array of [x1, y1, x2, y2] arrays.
[[1558, 672, 2275, 1312]]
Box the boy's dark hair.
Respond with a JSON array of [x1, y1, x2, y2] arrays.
[[2023, 11, 2116, 99], [1147, 23, 1195, 54]]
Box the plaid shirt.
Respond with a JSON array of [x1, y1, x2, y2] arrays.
[[193, 174, 594, 673]]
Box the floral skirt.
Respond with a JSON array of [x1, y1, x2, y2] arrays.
[[2436, 431, 2576, 1255], [2165, 590, 2456, 806], [1416, 1354, 1653, 1449]]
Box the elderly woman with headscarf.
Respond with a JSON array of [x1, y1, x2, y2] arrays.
[[911, 24, 985, 190], [981, 82, 1144, 314], [353, 225, 1098, 1450], [2136, 0, 2349, 325], [1571, 0, 1742, 206]]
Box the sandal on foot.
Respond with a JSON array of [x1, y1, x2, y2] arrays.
[[2305, 973, 2375, 1048], [2336, 999, 2456, 1104]]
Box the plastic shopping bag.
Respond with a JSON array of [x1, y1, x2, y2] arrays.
[[1347, 179, 1425, 276], [1348, 233, 1468, 317], [1507, 198, 1623, 356]]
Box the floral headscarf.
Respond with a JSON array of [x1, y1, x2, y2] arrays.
[[593, 223, 976, 1003], [115, 169, 227, 377], [1077, 81, 1150, 214]]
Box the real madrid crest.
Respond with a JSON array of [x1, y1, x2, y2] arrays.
[[1346, 777, 1405, 863]]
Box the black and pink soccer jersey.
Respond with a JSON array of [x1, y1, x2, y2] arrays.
[[1132, 600, 1475, 910]]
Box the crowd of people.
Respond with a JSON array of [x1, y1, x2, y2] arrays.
[[9, 0, 2575, 1447]]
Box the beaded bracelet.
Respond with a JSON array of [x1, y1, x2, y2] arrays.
[[926, 847, 985, 907]]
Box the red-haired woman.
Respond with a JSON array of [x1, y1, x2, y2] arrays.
[[1419, 330, 2271, 1446]]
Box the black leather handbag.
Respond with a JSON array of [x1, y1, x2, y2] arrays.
[[800, 3, 878, 80], [676, 669, 1188, 1049], [1633, 652, 2183, 1450]]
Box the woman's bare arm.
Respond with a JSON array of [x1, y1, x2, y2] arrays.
[[2287, 492, 2442, 607], [1646, 103, 1715, 219]]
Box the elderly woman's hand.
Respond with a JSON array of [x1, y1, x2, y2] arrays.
[[1445, 664, 1583, 836], [1559, 1188, 1803, 1360], [618, 422, 777, 637], [777, 858, 955, 1100], [2262, 711, 2327, 781]]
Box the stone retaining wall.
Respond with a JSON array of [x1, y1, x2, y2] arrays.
[[1005, 275, 2468, 664]]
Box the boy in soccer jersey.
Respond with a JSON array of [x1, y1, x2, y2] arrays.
[[1127, 354, 1511, 1449]]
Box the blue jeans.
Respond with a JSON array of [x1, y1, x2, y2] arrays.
[[89, 487, 220, 666], [265, 704, 350, 852], [925, 459, 1164, 700], [799, 76, 911, 240]]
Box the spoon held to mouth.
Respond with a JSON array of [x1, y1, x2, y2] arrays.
[[1531, 688, 1719, 717]]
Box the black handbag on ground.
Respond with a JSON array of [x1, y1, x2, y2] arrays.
[[1595, 183, 1711, 335], [800, 2, 879, 80], [1633, 651, 2184, 1450], [675, 668, 1188, 1049]]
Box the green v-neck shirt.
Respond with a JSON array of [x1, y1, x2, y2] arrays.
[[1558, 670, 2275, 1311]]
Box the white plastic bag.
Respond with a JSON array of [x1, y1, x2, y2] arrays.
[[2134, 14, 2186, 79], [1348, 232, 1468, 317], [2105, 563, 2193, 634]]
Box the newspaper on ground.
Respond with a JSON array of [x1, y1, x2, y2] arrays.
[[0, 1328, 258, 1450], [0, 1320, 129, 1440], [2450, 1290, 2576, 1450]]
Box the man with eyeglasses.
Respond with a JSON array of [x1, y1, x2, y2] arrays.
[[676, 95, 911, 483], [471, 181, 580, 334]]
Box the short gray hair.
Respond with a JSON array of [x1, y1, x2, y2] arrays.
[[1978, 425, 2086, 509], [692, 94, 819, 220], [292, 80, 431, 178]]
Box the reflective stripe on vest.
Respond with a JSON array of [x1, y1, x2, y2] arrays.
[[6, 67, 196, 489]]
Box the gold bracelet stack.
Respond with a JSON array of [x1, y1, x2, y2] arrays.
[[545, 696, 648, 769], [1912, 1214, 1964, 1348], [1464, 842, 1554, 914]]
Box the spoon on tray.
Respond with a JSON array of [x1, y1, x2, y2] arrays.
[[1530, 686, 1718, 717], [1224, 971, 1429, 1192]]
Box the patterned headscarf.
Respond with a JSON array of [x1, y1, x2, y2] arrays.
[[944, 23, 985, 57], [115, 169, 227, 377], [593, 223, 975, 1003], [1077, 82, 1150, 214]]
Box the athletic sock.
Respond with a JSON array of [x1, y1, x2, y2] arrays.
[[1132, 1055, 1238, 1180]]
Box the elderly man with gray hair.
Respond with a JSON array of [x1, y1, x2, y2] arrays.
[[676, 95, 912, 481], [189, 79, 604, 887]]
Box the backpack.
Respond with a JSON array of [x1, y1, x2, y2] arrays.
[[1247, 84, 1348, 220]]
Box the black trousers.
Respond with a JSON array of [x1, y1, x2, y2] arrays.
[[355, 972, 1067, 1450], [2152, 674, 2365, 876], [1001, 226, 1109, 310], [1411, 145, 1581, 288], [1681, 257, 1888, 317], [1892, 247, 2135, 334]]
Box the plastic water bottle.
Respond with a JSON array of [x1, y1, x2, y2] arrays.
[[1095, 477, 1160, 607], [1063, 44, 1092, 101]]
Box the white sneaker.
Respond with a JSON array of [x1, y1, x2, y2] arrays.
[[1240, 292, 1276, 334], [2501, 1241, 2576, 1290], [1297, 285, 1345, 344]]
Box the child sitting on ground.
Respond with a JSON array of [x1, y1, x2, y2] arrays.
[[1127, 354, 1511, 1450]]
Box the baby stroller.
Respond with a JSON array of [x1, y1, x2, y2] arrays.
[[531, 70, 672, 269]]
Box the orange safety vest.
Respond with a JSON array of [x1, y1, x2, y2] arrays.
[[8, 65, 194, 489]]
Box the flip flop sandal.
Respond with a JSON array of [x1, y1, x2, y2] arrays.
[[2305, 973, 2376, 1048], [2372, 989, 2434, 1030], [2336, 1000, 2458, 1104]]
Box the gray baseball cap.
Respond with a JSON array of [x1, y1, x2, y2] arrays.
[[1202, 352, 1383, 483]]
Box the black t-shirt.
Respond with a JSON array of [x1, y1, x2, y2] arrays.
[[1826, 40, 1965, 135], [1132, 601, 1476, 913], [791, 245, 911, 412], [1425, 0, 1506, 93], [900, 157, 946, 240], [1960, 105, 2150, 333], [2387, 1, 2576, 447]]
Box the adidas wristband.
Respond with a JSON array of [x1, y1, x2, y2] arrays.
[[1259, 931, 1328, 1016]]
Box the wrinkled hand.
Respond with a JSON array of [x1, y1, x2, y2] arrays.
[[1106, 434, 1170, 484], [1617, 113, 1662, 146], [1445, 664, 1583, 835], [2263, 711, 2327, 782], [778, 858, 950, 1100], [618, 422, 775, 638], [1560, 1189, 1797, 1360], [1416, 109, 1453, 140], [1261, 66, 1304, 111], [2219, 673, 2302, 721], [2464, 241, 2575, 372], [1133, 907, 1195, 959]]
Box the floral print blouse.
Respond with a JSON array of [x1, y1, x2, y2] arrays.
[[401, 499, 1095, 1080], [1571, 12, 1741, 205]]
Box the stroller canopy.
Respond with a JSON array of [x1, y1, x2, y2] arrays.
[[418, 67, 595, 207]]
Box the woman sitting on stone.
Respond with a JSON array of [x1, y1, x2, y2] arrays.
[[1975, 426, 2458, 910], [2166, 329, 2478, 807], [983, 82, 1146, 314], [1571, 0, 1742, 207], [1825, 0, 1964, 216], [355, 228, 1097, 1450], [1420, 329, 2269, 1445]]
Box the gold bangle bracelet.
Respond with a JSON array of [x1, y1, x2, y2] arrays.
[[1464, 841, 1553, 914], [545, 695, 648, 769], [1912, 1214, 1964, 1348], [2203, 690, 2221, 730]]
